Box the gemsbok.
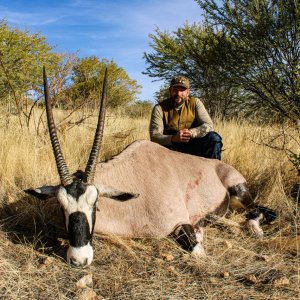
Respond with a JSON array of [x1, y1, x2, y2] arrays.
[[25, 67, 276, 267]]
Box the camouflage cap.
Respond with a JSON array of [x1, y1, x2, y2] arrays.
[[170, 76, 190, 89]]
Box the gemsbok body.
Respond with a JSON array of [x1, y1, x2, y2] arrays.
[[26, 68, 276, 267]]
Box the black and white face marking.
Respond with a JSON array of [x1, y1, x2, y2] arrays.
[[57, 181, 98, 267]]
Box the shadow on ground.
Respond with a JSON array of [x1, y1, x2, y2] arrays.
[[0, 195, 68, 260]]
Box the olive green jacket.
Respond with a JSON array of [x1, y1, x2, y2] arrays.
[[149, 97, 214, 146]]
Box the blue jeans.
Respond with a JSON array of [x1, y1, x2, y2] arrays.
[[168, 131, 223, 160]]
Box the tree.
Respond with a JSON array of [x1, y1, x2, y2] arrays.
[[0, 21, 55, 106], [196, 0, 300, 175], [0, 19, 64, 128], [144, 1, 300, 122], [196, 0, 300, 123], [68, 57, 141, 109]]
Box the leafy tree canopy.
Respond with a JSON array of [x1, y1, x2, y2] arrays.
[[0, 19, 56, 101], [69, 56, 141, 109], [144, 0, 300, 122], [197, 0, 300, 122], [0, 19, 142, 125]]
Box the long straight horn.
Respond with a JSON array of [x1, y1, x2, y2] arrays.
[[43, 66, 72, 186], [85, 68, 108, 183]]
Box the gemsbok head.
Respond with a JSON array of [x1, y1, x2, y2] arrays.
[[41, 67, 108, 267]]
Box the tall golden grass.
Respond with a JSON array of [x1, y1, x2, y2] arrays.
[[0, 108, 299, 299]]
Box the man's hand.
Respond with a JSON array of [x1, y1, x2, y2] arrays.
[[171, 129, 192, 143]]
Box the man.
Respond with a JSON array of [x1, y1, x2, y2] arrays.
[[149, 76, 223, 159]]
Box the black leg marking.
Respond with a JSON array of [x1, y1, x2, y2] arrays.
[[173, 224, 198, 252], [228, 183, 253, 207], [246, 205, 277, 224]]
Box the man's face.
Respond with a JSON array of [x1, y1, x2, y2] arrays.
[[169, 86, 190, 105]]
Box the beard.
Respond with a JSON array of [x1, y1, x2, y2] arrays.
[[172, 95, 186, 107]]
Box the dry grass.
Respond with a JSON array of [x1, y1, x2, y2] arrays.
[[0, 109, 299, 300]]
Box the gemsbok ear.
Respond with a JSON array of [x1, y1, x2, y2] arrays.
[[98, 184, 139, 202], [24, 185, 60, 200]]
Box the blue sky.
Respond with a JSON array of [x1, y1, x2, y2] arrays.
[[0, 0, 203, 102]]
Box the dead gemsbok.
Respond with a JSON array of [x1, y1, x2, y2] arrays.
[[25, 67, 276, 268]]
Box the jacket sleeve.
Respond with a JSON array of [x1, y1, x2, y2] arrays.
[[149, 104, 173, 146], [189, 98, 214, 138]]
